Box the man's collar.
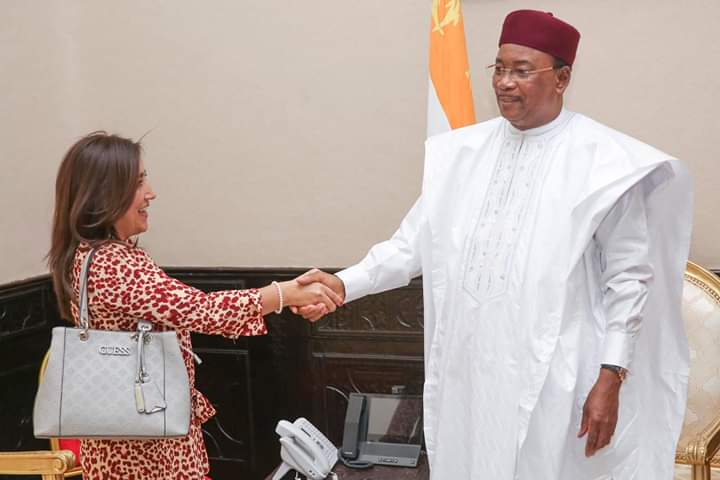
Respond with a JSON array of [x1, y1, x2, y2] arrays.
[[507, 109, 573, 138]]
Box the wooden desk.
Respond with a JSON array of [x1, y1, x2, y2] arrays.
[[266, 453, 429, 480]]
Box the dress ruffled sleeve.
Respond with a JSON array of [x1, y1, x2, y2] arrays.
[[87, 243, 266, 338]]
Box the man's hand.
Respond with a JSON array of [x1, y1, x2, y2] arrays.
[[289, 269, 346, 322], [577, 368, 621, 457]]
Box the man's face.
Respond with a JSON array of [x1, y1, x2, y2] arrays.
[[492, 43, 568, 130]]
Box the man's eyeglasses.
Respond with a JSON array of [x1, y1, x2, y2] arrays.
[[486, 64, 558, 81]]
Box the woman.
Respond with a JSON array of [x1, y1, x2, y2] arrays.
[[47, 131, 342, 479]]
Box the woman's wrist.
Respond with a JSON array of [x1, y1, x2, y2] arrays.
[[271, 281, 284, 314], [259, 282, 293, 316], [278, 280, 298, 306]]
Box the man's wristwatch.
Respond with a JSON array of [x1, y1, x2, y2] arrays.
[[601, 364, 627, 382]]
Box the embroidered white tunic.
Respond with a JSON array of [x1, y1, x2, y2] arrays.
[[337, 110, 692, 479]]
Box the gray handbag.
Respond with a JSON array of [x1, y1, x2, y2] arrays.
[[33, 248, 191, 439]]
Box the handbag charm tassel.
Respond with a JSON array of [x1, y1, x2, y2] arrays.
[[134, 320, 167, 414]]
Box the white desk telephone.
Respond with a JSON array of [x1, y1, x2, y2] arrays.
[[272, 418, 338, 480]]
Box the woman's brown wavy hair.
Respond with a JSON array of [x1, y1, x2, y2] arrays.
[[48, 131, 142, 320]]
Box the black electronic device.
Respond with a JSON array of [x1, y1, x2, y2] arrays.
[[340, 393, 423, 469], [341, 393, 367, 460]]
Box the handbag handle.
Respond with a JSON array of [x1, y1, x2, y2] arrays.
[[78, 248, 98, 340]]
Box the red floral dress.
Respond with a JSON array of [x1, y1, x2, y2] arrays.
[[70, 241, 266, 479]]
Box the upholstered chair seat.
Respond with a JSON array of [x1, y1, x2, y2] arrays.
[[674, 262, 720, 479]]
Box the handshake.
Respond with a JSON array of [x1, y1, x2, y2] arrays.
[[278, 269, 346, 322]]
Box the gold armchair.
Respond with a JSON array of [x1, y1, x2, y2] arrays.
[[0, 450, 76, 479], [675, 261, 720, 480]]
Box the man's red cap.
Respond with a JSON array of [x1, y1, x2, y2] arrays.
[[499, 10, 580, 66]]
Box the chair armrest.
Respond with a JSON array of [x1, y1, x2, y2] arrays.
[[0, 450, 76, 475], [679, 412, 720, 465]]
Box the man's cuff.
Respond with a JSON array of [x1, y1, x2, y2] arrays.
[[336, 265, 373, 304], [600, 331, 636, 371]]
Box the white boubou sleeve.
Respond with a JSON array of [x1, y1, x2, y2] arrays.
[[594, 184, 653, 370], [336, 196, 427, 304]]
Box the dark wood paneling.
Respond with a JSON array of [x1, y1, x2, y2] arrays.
[[306, 279, 425, 447], [195, 347, 254, 476], [0, 278, 63, 480], [0, 270, 424, 480], [0, 278, 59, 454], [316, 282, 424, 337]]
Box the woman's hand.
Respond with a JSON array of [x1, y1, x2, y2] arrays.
[[281, 279, 343, 321], [289, 269, 347, 322]]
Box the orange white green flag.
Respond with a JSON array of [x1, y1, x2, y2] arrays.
[[427, 0, 476, 137]]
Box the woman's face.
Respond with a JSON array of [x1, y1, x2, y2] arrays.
[[113, 159, 156, 240]]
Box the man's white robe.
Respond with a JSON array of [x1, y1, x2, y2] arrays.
[[337, 110, 693, 479]]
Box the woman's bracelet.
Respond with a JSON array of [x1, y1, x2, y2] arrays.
[[271, 281, 284, 314]]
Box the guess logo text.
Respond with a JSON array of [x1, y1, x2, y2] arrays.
[[98, 345, 131, 356]]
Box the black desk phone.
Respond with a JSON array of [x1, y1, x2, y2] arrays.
[[340, 393, 422, 469]]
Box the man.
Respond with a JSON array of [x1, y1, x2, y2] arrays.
[[297, 10, 692, 479]]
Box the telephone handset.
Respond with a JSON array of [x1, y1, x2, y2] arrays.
[[272, 418, 338, 480], [340, 394, 372, 469]]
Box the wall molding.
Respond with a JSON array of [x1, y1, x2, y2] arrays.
[[3, 267, 716, 298]]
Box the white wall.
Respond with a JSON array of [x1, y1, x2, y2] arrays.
[[1, 0, 718, 284]]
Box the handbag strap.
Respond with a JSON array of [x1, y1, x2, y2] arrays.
[[78, 248, 98, 338], [77, 247, 165, 413]]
